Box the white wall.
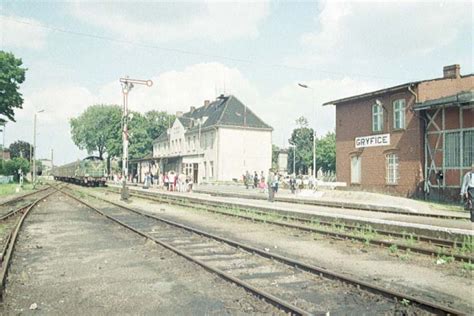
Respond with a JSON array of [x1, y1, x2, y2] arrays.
[[217, 128, 272, 181]]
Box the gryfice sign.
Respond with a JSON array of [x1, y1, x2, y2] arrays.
[[355, 134, 390, 148]]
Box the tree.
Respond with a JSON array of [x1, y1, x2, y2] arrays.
[[9, 140, 33, 161], [0, 51, 27, 122], [70, 105, 122, 159], [316, 132, 336, 173], [4, 157, 29, 181], [288, 116, 314, 175]]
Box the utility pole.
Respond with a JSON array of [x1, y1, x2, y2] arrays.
[[119, 77, 153, 200], [293, 145, 296, 175], [33, 110, 44, 184], [298, 83, 317, 179], [51, 148, 54, 175]]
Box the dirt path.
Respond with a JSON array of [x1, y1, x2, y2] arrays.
[[92, 189, 473, 313], [0, 191, 282, 315]]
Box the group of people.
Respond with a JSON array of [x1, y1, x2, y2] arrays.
[[162, 171, 193, 192], [243, 171, 267, 191]]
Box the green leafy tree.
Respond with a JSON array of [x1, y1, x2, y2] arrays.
[[0, 51, 27, 122], [288, 116, 314, 175], [4, 157, 29, 181], [9, 140, 33, 161], [316, 132, 336, 173], [70, 105, 122, 159]]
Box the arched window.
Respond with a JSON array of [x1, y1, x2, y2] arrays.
[[393, 99, 406, 129], [372, 103, 383, 132]]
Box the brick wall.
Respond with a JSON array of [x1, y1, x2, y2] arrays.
[[418, 75, 473, 102], [335, 89, 424, 196]]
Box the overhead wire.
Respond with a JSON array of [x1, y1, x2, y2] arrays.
[[0, 15, 406, 82]]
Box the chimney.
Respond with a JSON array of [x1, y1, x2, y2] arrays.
[[443, 64, 460, 79], [176, 111, 183, 117], [190, 106, 196, 113], [204, 100, 210, 107]]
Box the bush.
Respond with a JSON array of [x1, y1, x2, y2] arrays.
[[4, 157, 29, 181]]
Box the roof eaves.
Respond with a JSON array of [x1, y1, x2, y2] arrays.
[[323, 82, 418, 106]]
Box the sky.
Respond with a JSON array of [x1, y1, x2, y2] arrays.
[[0, 0, 472, 164]]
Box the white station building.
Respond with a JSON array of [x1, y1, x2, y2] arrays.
[[150, 95, 273, 183]]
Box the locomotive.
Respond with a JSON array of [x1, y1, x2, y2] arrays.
[[53, 156, 107, 186]]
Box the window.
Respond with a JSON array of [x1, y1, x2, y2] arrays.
[[193, 136, 196, 150], [209, 161, 214, 179], [209, 134, 214, 149], [445, 132, 460, 167], [386, 153, 399, 185], [463, 130, 474, 167], [203, 161, 207, 179], [372, 103, 383, 132], [350, 156, 361, 184], [393, 99, 406, 129]]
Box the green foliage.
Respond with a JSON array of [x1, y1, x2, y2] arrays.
[[462, 262, 474, 271], [287, 116, 336, 174], [316, 132, 336, 172], [70, 105, 174, 162], [0, 51, 27, 122], [9, 140, 33, 161], [70, 104, 122, 159], [288, 116, 314, 174], [4, 157, 29, 180], [389, 244, 398, 253]]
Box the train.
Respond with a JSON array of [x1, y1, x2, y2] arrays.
[[53, 156, 107, 186]]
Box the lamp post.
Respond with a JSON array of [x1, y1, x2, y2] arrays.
[[119, 77, 153, 200], [33, 110, 44, 184], [298, 83, 317, 179]]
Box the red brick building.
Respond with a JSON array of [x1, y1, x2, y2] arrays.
[[324, 65, 473, 200]]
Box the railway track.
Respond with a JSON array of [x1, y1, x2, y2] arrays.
[[104, 188, 473, 263], [0, 188, 58, 298], [63, 187, 466, 315]]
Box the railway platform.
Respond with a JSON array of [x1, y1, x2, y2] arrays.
[[107, 183, 473, 240]]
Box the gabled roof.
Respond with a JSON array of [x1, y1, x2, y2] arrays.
[[154, 95, 272, 142], [182, 95, 272, 131]]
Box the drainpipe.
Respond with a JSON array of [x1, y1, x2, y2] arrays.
[[408, 84, 428, 198]]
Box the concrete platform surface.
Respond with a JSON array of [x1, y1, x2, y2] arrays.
[[106, 183, 473, 240]]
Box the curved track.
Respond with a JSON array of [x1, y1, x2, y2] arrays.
[[0, 188, 58, 298]]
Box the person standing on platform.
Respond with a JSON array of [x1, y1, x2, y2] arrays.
[[461, 163, 474, 221], [267, 169, 275, 202], [253, 171, 258, 189]]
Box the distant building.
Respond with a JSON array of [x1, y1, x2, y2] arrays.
[[324, 64, 473, 200], [277, 149, 288, 173], [39, 159, 53, 175], [151, 95, 273, 183], [0, 149, 10, 161]]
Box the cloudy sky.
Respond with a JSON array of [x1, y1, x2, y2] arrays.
[[1, 0, 472, 164]]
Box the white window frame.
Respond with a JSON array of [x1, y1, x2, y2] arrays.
[[393, 99, 406, 130], [386, 153, 399, 185], [350, 156, 361, 184], [372, 103, 383, 132]]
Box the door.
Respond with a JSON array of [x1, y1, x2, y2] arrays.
[[193, 163, 199, 183]]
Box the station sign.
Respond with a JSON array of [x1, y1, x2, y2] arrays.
[[355, 133, 390, 148]]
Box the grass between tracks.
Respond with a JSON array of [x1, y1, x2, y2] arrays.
[[0, 183, 35, 197], [87, 188, 474, 269]]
